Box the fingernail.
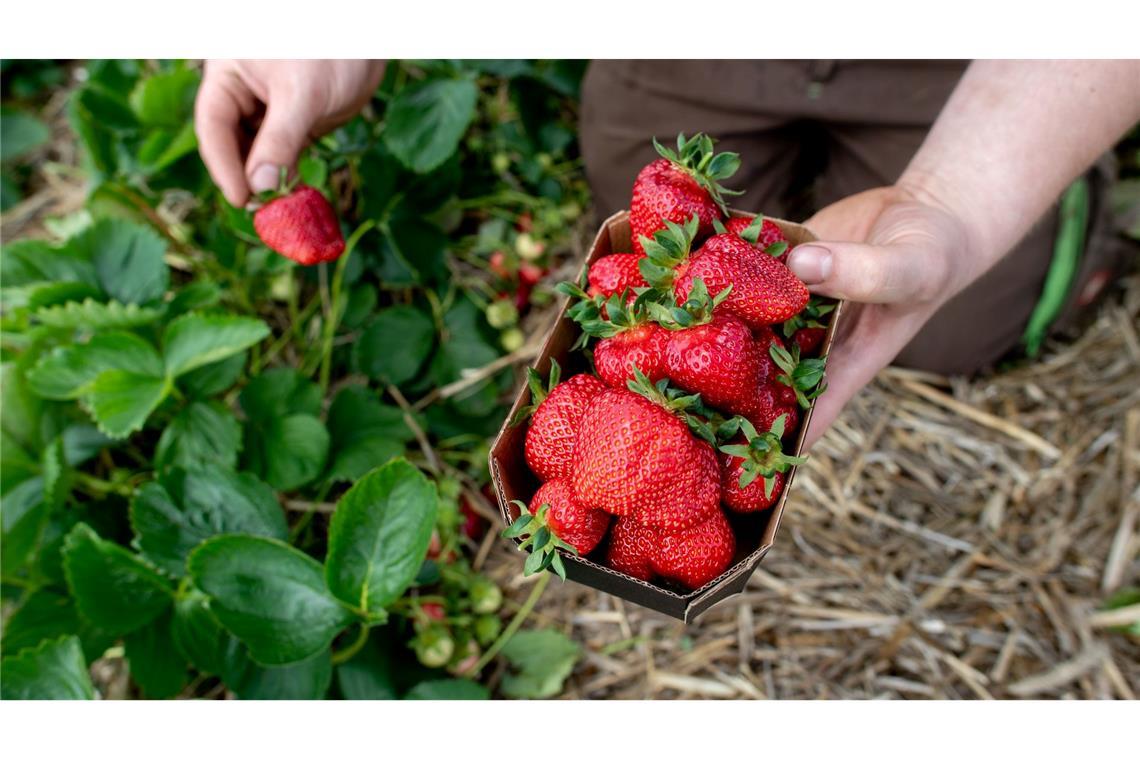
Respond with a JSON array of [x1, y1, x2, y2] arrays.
[[249, 164, 279, 194], [788, 245, 832, 285]]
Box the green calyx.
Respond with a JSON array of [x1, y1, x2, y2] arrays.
[[769, 343, 828, 409], [638, 215, 701, 290], [509, 357, 562, 426], [253, 166, 299, 204], [647, 277, 732, 331], [718, 415, 807, 499], [502, 501, 577, 580], [781, 296, 836, 338], [626, 368, 719, 445], [559, 276, 660, 346], [653, 132, 743, 214], [735, 216, 788, 257]]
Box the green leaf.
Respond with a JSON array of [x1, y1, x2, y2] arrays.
[[155, 401, 242, 472], [1, 107, 50, 161], [171, 589, 239, 677], [177, 351, 246, 398], [235, 650, 333, 700], [1, 476, 48, 579], [137, 121, 198, 173], [383, 214, 448, 284], [81, 370, 169, 438], [240, 367, 322, 421], [325, 459, 439, 616], [336, 636, 398, 700], [325, 386, 415, 484], [428, 296, 502, 417], [1, 588, 115, 663], [23, 281, 104, 310], [62, 523, 172, 637], [129, 68, 200, 128], [352, 306, 436, 385], [188, 535, 354, 666], [245, 414, 330, 492], [0, 635, 94, 700], [1, 237, 96, 290], [74, 218, 169, 305], [499, 629, 580, 699], [131, 466, 287, 577], [404, 678, 489, 700], [162, 313, 269, 379], [33, 298, 164, 330], [382, 77, 479, 174], [27, 331, 163, 400], [124, 609, 188, 699]]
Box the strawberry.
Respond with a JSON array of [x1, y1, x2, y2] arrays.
[[769, 342, 828, 409], [641, 217, 810, 328], [520, 360, 607, 482], [527, 480, 610, 556], [253, 184, 345, 266], [652, 279, 767, 418], [421, 602, 446, 621], [587, 253, 647, 300], [720, 414, 806, 513], [725, 215, 789, 260], [780, 297, 836, 357], [651, 508, 736, 590], [571, 377, 720, 533], [563, 286, 669, 389], [606, 516, 656, 581], [630, 133, 740, 256]]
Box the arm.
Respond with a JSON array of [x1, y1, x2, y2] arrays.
[[791, 59, 1140, 446]]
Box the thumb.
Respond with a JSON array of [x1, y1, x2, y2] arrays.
[[786, 240, 946, 304], [244, 91, 314, 195]]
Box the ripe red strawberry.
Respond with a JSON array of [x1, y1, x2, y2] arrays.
[[587, 253, 647, 300], [725, 215, 789, 260], [572, 384, 719, 533], [521, 362, 607, 482], [527, 480, 610, 556], [606, 516, 656, 581], [254, 184, 345, 266], [655, 279, 766, 417], [791, 327, 827, 355], [651, 508, 735, 590], [720, 414, 805, 513], [630, 133, 740, 256], [421, 602, 446, 621], [641, 218, 809, 328], [563, 287, 668, 389], [780, 297, 836, 357]]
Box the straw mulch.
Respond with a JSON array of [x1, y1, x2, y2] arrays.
[[481, 264, 1140, 700]]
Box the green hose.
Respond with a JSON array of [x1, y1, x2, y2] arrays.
[[1022, 177, 1090, 357]]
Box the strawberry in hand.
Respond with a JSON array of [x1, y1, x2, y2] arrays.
[[630, 133, 741, 256], [719, 414, 806, 513], [724, 215, 790, 261], [518, 359, 607, 482], [253, 183, 345, 266]]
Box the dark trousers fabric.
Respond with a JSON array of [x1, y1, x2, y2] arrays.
[[579, 60, 1126, 376]]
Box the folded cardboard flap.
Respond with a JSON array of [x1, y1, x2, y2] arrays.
[[489, 210, 844, 622]]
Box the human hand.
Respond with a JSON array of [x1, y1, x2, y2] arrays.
[[787, 186, 972, 448], [195, 59, 385, 207]]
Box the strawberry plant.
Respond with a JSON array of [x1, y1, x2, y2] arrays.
[[1, 59, 590, 700]]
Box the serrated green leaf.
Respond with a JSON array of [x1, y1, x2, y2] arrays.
[[239, 367, 322, 421], [81, 370, 169, 438], [404, 678, 489, 700], [235, 649, 332, 700], [154, 401, 242, 472], [124, 609, 188, 699], [382, 77, 478, 174], [336, 635, 398, 700], [1, 589, 81, 657], [26, 331, 162, 400], [325, 386, 414, 484], [188, 535, 353, 666], [62, 523, 173, 637], [0, 635, 94, 700], [171, 589, 242, 678], [499, 628, 580, 699], [1, 476, 48, 579], [352, 306, 435, 385], [325, 459, 438, 615], [73, 218, 169, 305], [244, 414, 330, 492], [131, 465, 287, 577], [1, 107, 51, 161], [129, 67, 199, 128], [0, 237, 96, 290], [177, 351, 246, 398], [162, 313, 269, 379], [32, 298, 164, 330]]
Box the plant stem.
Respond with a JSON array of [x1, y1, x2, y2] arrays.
[[330, 623, 371, 666], [468, 572, 550, 676], [318, 220, 374, 393]]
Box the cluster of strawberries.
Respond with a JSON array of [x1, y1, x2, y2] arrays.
[[507, 134, 833, 591]]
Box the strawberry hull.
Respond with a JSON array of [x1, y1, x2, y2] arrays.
[[490, 210, 844, 623]]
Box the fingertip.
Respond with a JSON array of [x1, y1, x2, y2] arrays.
[[787, 245, 833, 286]]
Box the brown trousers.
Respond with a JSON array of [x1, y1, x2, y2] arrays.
[[579, 60, 1126, 375]]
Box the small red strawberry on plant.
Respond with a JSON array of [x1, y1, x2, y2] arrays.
[[724, 215, 790, 260], [630, 133, 741, 256], [719, 414, 806, 513], [518, 359, 607, 482], [587, 253, 648, 300], [640, 216, 810, 328], [253, 182, 345, 266], [780, 297, 836, 356]]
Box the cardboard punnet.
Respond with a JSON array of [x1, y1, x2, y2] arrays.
[[489, 210, 844, 622]]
